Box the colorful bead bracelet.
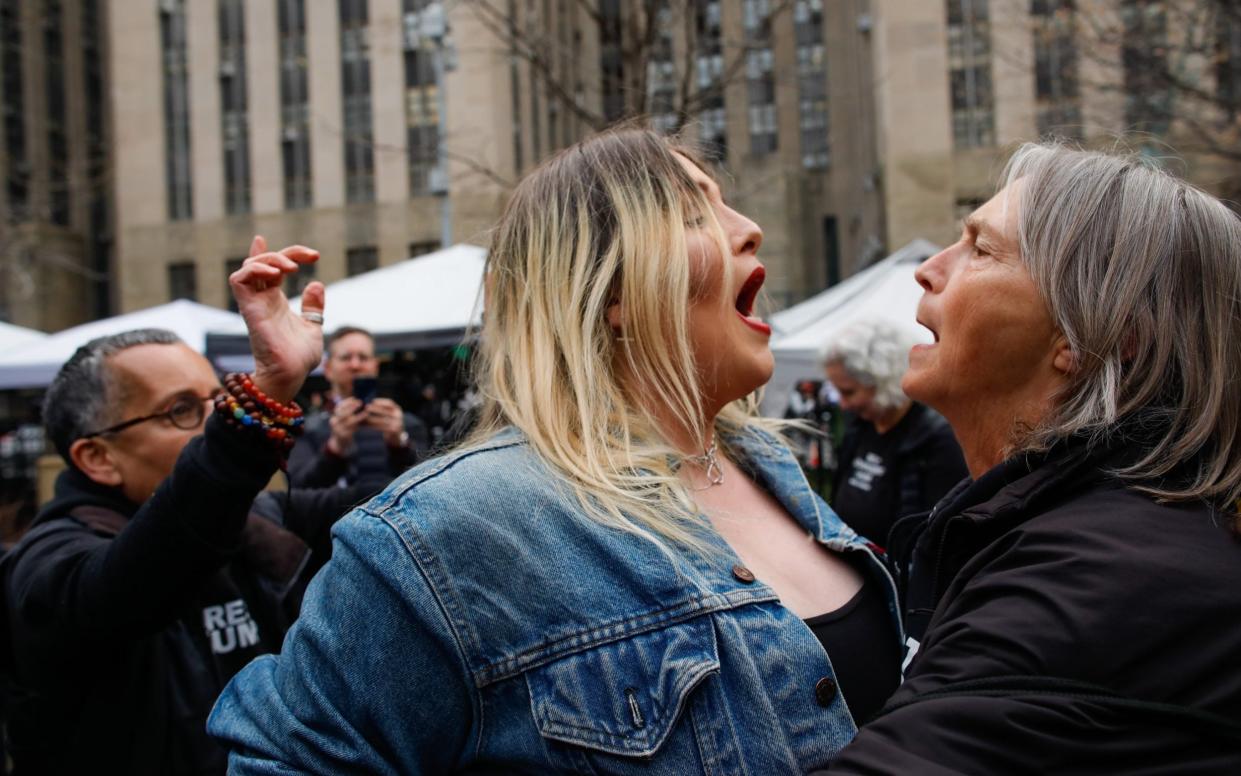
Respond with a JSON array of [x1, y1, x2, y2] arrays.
[[213, 372, 306, 463]]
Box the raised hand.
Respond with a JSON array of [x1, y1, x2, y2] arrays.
[[228, 235, 325, 403], [327, 397, 367, 455]]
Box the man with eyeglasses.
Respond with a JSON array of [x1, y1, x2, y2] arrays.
[[0, 239, 360, 773]]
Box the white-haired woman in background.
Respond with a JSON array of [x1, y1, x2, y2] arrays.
[[209, 127, 904, 773], [819, 142, 1241, 773], [823, 320, 966, 546]]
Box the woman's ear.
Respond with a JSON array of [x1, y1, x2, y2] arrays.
[[68, 438, 123, 488], [1052, 334, 1076, 375], [606, 300, 624, 333]]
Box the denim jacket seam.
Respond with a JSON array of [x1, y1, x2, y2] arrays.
[[374, 509, 487, 759], [374, 437, 528, 510], [474, 587, 778, 687]]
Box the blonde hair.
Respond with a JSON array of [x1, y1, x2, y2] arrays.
[[468, 127, 777, 548], [1002, 141, 1241, 516]]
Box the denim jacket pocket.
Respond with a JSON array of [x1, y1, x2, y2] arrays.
[[526, 616, 720, 759]]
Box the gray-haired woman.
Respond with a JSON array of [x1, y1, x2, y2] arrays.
[[820, 142, 1241, 773], [823, 320, 966, 545]]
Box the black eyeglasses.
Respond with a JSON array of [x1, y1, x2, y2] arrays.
[[79, 394, 216, 440]]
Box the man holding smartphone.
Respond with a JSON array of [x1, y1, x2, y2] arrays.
[[287, 326, 428, 490]]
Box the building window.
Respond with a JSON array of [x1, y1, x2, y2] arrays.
[[1, 0, 27, 217], [278, 0, 312, 208], [161, 0, 193, 220], [955, 196, 986, 224], [823, 216, 839, 287], [408, 240, 439, 257], [84, 0, 110, 316], [403, 0, 439, 197], [44, 0, 69, 225], [507, 0, 523, 171], [219, 0, 251, 214], [946, 0, 994, 149], [168, 261, 198, 301], [346, 245, 378, 276], [694, 0, 727, 160], [225, 257, 244, 311], [795, 0, 829, 169], [1121, 0, 1170, 134], [1031, 0, 1081, 139], [599, 0, 625, 122], [1218, 6, 1241, 119], [284, 260, 317, 297], [647, 7, 678, 134], [525, 2, 544, 162], [744, 0, 777, 155], [340, 0, 374, 204]]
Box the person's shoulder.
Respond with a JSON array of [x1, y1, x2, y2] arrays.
[[1, 514, 102, 590], [1026, 483, 1241, 568], [359, 429, 549, 524]]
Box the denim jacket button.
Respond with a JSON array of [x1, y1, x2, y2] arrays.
[[814, 676, 837, 707], [732, 565, 756, 583]]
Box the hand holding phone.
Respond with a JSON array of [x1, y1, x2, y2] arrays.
[[351, 376, 379, 406]]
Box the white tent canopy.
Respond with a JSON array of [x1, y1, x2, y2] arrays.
[[206, 243, 487, 367], [762, 239, 939, 416], [0, 321, 47, 354], [0, 300, 244, 390]]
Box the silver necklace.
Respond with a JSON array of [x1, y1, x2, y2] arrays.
[[683, 437, 725, 488]]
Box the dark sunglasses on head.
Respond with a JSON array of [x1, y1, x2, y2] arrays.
[[79, 394, 216, 440]]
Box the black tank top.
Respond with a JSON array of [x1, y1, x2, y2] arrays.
[[803, 556, 902, 723]]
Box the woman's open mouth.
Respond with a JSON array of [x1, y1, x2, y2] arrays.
[[735, 267, 772, 336]]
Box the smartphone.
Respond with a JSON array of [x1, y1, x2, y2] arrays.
[[351, 377, 378, 405]]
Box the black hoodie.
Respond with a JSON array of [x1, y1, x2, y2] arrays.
[[0, 416, 301, 775]]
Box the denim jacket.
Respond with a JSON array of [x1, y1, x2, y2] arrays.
[[209, 426, 902, 774]]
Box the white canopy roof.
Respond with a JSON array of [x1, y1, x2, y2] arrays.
[[205, 243, 487, 368], [0, 321, 47, 354], [0, 300, 244, 390], [309, 243, 486, 336], [762, 239, 938, 415]]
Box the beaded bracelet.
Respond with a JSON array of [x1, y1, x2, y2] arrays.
[[213, 372, 306, 463]]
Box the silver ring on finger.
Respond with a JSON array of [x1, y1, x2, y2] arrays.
[[301, 310, 325, 325]]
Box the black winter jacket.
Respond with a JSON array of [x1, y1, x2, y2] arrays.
[[826, 438, 1241, 774], [0, 417, 377, 775]]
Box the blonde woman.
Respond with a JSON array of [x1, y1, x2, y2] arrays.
[[209, 128, 902, 773]]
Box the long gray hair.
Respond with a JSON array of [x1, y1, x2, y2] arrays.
[[1002, 142, 1241, 515]]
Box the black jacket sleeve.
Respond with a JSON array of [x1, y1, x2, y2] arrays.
[[255, 478, 387, 557], [4, 416, 280, 662], [286, 415, 348, 488]]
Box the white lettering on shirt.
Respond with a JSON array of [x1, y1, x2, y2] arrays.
[[203, 599, 260, 655], [847, 451, 887, 493]]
